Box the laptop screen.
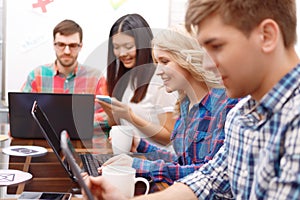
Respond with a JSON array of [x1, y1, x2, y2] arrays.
[[31, 100, 74, 180], [8, 92, 95, 139]]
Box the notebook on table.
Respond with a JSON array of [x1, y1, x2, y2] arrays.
[[31, 100, 113, 179], [8, 92, 94, 139]]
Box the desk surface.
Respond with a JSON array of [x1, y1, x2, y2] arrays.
[[0, 124, 169, 199]]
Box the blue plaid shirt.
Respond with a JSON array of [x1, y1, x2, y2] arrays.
[[179, 64, 300, 199], [132, 88, 238, 185]]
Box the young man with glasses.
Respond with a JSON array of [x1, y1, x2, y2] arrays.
[[21, 19, 108, 123]]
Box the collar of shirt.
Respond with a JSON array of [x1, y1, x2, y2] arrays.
[[261, 64, 300, 113], [243, 64, 300, 123], [53, 62, 80, 78], [181, 88, 227, 117]]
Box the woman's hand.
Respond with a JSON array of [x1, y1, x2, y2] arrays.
[[131, 136, 141, 153], [109, 99, 133, 122], [96, 97, 133, 124], [98, 154, 133, 174], [96, 98, 119, 125], [108, 133, 141, 153]]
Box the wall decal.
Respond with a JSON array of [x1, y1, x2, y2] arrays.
[[32, 0, 54, 13]]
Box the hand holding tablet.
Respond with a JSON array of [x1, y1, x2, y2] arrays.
[[96, 95, 112, 104]]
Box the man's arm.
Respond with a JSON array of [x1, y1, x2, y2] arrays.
[[178, 145, 233, 199], [20, 71, 36, 92], [132, 182, 197, 200], [82, 175, 197, 200]]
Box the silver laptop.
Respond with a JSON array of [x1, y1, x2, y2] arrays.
[[9, 92, 94, 139]]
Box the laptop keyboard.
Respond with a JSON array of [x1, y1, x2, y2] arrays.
[[80, 154, 113, 177], [80, 153, 149, 177]]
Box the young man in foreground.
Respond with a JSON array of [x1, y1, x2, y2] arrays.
[[83, 0, 300, 199]]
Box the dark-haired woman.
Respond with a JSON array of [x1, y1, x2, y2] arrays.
[[98, 14, 177, 150]]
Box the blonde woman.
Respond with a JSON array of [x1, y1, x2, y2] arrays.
[[100, 26, 239, 185]]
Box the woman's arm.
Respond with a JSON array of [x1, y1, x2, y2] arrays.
[[82, 176, 197, 200], [98, 98, 176, 145], [128, 110, 175, 145]]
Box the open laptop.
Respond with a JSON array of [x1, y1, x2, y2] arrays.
[[31, 100, 112, 179], [31, 101, 154, 198], [9, 92, 94, 139]]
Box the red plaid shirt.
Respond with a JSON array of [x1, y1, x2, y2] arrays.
[[21, 63, 108, 123]]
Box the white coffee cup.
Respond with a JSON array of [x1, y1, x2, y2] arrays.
[[110, 125, 133, 154], [102, 165, 150, 198]]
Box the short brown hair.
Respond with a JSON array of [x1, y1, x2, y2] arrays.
[[185, 0, 297, 48], [53, 19, 83, 42]]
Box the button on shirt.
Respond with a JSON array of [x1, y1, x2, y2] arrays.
[[133, 88, 239, 185], [179, 64, 300, 199]]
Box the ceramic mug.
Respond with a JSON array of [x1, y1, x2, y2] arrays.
[[102, 165, 150, 198], [110, 125, 133, 154]]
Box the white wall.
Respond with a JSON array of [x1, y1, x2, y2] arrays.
[[4, 0, 172, 99], [4, 0, 300, 102]]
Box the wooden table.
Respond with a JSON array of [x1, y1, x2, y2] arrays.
[[6, 139, 89, 196], [0, 126, 169, 199]]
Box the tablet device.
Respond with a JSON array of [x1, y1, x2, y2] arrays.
[[60, 130, 94, 200], [96, 95, 112, 104]]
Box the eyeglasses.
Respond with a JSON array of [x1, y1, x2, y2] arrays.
[[54, 42, 81, 51]]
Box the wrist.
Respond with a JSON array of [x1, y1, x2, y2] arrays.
[[127, 108, 136, 123]]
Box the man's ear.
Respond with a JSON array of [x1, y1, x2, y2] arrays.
[[258, 19, 280, 53]]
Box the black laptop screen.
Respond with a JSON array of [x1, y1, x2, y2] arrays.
[[31, 100, 75, 180], [8, 92, 94, 139], [31, 100, 61, 153]]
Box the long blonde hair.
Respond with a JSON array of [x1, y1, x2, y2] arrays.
[[152, 25, 223, 114]]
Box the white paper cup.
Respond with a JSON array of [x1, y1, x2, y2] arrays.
[[102, 165, 149, 198], [110, 125, 133, 154]]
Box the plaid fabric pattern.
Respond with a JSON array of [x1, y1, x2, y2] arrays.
[[133, 88, 239, 185], [21, 63, 107, 94], [179, 64, 300, 199], [21, 63, 108, 123]]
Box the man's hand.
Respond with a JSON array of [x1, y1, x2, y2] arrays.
[[82, 175, 128, 200]]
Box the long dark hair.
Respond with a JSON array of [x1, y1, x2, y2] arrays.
[[107, 13, 155, 103]]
